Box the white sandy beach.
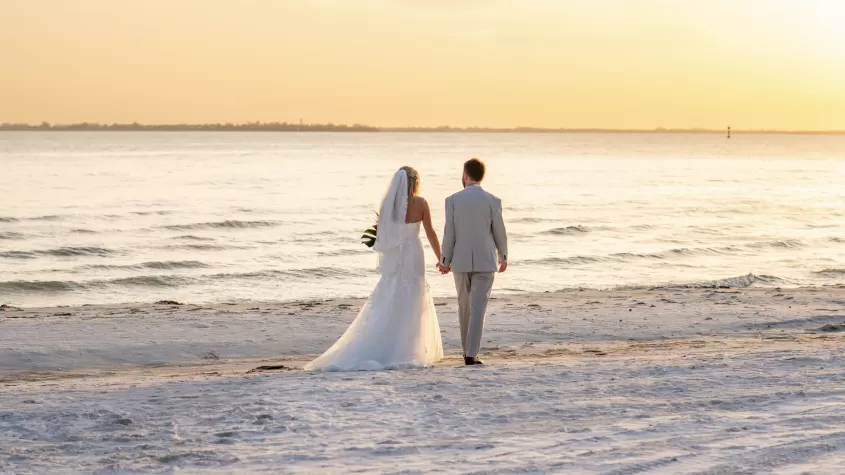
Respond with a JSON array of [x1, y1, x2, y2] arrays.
[[3, 286, 845, 473]]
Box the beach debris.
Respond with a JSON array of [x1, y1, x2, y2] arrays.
[[201, 351, 220, 360], [247, 364, 292, 373], [53, 312, 73, 316], [155, 300, 183, 305], [0, 304, 21, 311]]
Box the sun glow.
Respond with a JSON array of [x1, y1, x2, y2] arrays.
[[1, 0, 844, 129], [804, 1, 845, 49]]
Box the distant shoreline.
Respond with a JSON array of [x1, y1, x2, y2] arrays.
[[2, 123, 844, 135]]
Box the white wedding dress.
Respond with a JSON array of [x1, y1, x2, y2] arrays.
[[304, 171, 444, 372]]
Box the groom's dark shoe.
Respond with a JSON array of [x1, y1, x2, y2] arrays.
[[464, 356, 484, 366]]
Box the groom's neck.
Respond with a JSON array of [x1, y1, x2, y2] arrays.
[[464, 180, 481, 187]]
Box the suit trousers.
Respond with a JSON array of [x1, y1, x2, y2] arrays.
[[453, 271, 495, 358]]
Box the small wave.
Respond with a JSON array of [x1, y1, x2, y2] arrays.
[[747, 239, 805, 250], [171, 235, 216, 241], [657, 273, 785, 290], [814, 268, 845, 276], [610, 252, 665, 260], [0, 216, 19, 222], [0, 251, 37, 259], [29, 215, 63, 221], [0, 275, 195, 294], [81, 261, 209, 271], [830, 237, 845, 243], [317, 249, 372, 257], [142, 260, 208, 270], [162, 244, 245, 251], [160, 220, 280, 231], [522, 256, 605, 266], [131, 210, 173, 216], [513, 217, 552, 224], [0, 232, 26, 240], [688, 226, 725, 236], [0, 280, 83, 292], [540, 226, 589, 236], [71, 228, 98, 234], [0, 247, 115, 259], [42, 247, 115, 257], [660, 246, 744, 258], [524, 245, 745, 267], [219, 267, 365, 280], [2, 267, 364, 294], [105, 275, 192, 287]]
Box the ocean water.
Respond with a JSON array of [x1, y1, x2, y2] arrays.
[[1, 131, 843, 307]]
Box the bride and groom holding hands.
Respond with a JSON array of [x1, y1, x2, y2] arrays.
[[305, 159, 509, 372]]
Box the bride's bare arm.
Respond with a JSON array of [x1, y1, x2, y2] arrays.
[[421, 199, 442, 263]]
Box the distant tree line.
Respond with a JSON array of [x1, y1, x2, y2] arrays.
[[0, 122, 842, 134], [0, 122, 378, 132]]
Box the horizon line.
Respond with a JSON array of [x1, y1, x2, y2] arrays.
[[2, 122, 845, 135]]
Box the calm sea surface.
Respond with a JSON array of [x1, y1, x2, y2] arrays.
[[1, 132, 843, 307]]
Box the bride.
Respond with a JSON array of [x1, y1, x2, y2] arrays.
[[304, 167, 444, 371]]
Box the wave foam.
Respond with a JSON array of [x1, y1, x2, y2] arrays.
[[657, 273, 785, 289]]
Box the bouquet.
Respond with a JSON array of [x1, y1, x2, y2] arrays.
[[361, 212, 379, 248]]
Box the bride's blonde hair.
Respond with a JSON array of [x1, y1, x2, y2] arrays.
[[400, 166, 420, 198]]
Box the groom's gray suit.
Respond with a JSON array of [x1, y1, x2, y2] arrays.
[[441, 184, 508, 358]]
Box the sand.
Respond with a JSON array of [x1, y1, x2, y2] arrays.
[[2, 286, 845, 473]]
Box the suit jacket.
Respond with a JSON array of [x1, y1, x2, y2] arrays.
[[441, 184, 508, 273]]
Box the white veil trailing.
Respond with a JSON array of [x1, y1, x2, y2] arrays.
[[373, 169, 409, 274]]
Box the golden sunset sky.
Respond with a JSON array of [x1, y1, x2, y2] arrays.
[[2, 0, 844, 129]]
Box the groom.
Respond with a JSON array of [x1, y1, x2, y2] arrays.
[[438, 158, 508, 366]]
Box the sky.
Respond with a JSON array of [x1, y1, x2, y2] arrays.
[[2, 0, 844, 130]]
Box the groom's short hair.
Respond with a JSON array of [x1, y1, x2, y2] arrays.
[[464, 158, 486, 182]]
